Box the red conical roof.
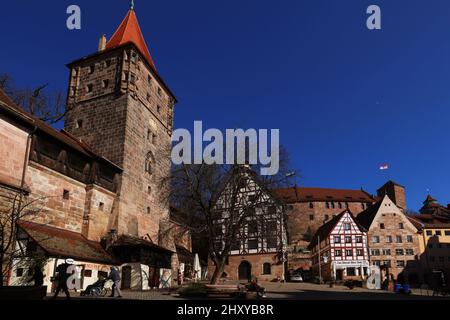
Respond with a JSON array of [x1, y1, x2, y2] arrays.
[[106, 9, 156, 71]]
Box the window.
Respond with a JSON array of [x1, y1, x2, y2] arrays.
[[157, 87, 162, 96], [87, 84, 93, 93], [426, 230, 432, 236], [145, 152, 154, 176], [157, 105, 161, 114], [382, 260, 391, 267], [99, 202, 104, 211], [382, 249, 391, 255], [386, 236, 392, 243], [396, 260, 405, 267], [325, 202, 330, 209], [345, 249, 353, 257], [148, 74, 152, 84], [131, 52, 137, 63], [372, 236, 380, 243], [347, 267, 356, 276], [16, 268, 24, 277], [396, 235, 402, 243], [405, 249, 414, 256], [309, 214, 314, 221], [148, 186, 152, 195], [102, 79, 109, 88], [334, 236, 341, 243], [88, 65, 95, 74], [248, 223, 258, 234], [399, 223, 404, 229], [370, 249, 380, 256], [395, 249, 404, 256], [63, 190, 70, 200], [84, 270, 92, 277], [345, 236, 352, 243], [435, 230, 442, 236], [147, 207, 151, 215], [356, 236, 363, 243], [130, 74, 136, 84], [105, 60, 111, 68], [380, 223, 385, 229], [344, 223, 351, 231], [445, 230, 450, 236], [406, 235, 413, 243], [335, 249, 342, 257], [309, 202, 314, 209], [331, 202, 335, 209], [372, 260, 381, 266], [248, 239, 258, 250], [356, 249, 364, 256], [262, 263, 271, 275], [345, 202, 349, 208], [338, 202, 342, 209]]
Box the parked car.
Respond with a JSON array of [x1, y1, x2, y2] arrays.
[[290, 272, 303, 282]]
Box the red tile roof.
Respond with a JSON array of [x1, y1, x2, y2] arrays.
[[106, 9, 156, 71], [17, 220, 117, 265], [273, 187, 375, 203], [0, 88, 122, 171]]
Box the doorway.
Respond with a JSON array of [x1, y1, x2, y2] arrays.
[[121, 266, 132, 289], [238, 261, 252, 281]]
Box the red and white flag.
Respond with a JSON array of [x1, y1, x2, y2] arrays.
[[379, 164, 389, 170]]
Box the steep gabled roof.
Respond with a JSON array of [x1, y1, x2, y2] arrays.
[[106, 8, 156, 71], [355, 200, 384, 230]]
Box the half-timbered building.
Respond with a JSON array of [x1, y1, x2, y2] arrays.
[[207, 166, 287, 282], [308, 210, 369, 282]]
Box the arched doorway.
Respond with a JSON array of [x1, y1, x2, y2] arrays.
[[238, 261, 252, 281]]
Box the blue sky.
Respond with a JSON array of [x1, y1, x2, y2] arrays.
[[0, 0, 449, 211]]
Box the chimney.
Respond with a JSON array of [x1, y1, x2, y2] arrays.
[[98, 34, 107, 52]]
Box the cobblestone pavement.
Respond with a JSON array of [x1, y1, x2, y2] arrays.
[[48, 282, 450, 300]]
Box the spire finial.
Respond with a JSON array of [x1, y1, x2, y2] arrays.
[[130, 0, 135, 10]]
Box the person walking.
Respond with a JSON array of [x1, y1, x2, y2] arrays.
[[51, 259, 73, 300], [28, 266, 44, 287], [108, 267, 122, 298]]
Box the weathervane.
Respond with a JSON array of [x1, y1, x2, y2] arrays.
[[130, 0, 135, 10]]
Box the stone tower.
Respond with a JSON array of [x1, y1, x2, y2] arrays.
[[377, 181, 406, 211], [64, 6, 176, 243]]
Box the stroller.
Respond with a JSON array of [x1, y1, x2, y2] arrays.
[[81, 279, 112, 297]]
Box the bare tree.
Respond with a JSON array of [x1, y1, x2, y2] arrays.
[[0, 188, 49, 287], [166, 147, 296, 284], [0, 73, 67, 124]]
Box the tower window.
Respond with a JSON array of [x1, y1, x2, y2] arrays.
[[105, 60, 111, 68], [146, 207, 151, 215], [102, 79, 109, 88], [145, 152, 154, 176], [309, 214, 314, 221], [99, 202, 104, 211], [76, 120, 83, 129], [88, 65, 95, 74], [157, 105, 161, 114], [86, 84, 93, 93], [63, 190, 70, 200], [148, 186, 152, 195], [309, 202, 314, 209], [157, 87, 162, 96], [146, 93, 151, 102], [147, 75, 152, 84]]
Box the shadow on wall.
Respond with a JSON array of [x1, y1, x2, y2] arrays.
[[399, 235, 450, 288]]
